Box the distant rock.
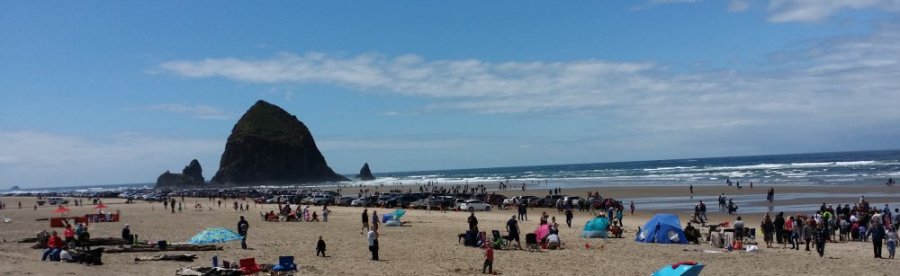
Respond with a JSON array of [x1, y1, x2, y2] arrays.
[[211, 100, 349, 185], [155, 159, 206, 188], [8, 185, 20, 191], [357, 162, 375, 180]]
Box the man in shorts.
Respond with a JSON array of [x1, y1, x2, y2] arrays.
[[506, 216, 522, 250]]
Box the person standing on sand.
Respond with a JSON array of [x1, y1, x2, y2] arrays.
[[367, 229, 379, 261], [629, 201, 635, 215], [774, 212, 785, 248], [507, 216, 522, 250], [237, 216, 249, 250], [468, 212, 479, 231], [689, 184, 693, 194], [870, 222, 885, 258], [316, 236, 327, 257], [482, 244, 494, 274], [372, 210, 380, 232], [815, 222, 827, 257], [565, 207, 573, 228], [361, 209, 369, 234]]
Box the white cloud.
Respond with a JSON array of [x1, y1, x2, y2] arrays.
[[766, 0, 900, 23], [158, 25, 900, 143], [728, 0, 750, 12], [0, 131, 223, 188], [143, 103, 230, 119]]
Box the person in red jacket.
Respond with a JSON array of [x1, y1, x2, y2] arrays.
[[63, 225, 76, 248], [42, 231, 62, 261], [482, 244, 494, 274]]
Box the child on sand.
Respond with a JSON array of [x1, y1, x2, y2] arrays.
[[316, 236, 327, 257], [482, 243, 493, 274]]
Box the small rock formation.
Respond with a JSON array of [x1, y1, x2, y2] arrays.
[[357, 162, 375, 180], [155, 159, 206, 188], [8, 185, 21, 191], [211, 100, 348, 185]]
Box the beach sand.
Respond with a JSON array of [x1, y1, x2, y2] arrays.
[[1, 185, 898, 275]]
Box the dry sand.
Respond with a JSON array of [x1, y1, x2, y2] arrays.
[[1, 185, 898, 276]]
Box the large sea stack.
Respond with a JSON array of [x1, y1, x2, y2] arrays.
[[357, 162, 375, 180], [155, 159, 205, 188], [211, 100, 348, 185]]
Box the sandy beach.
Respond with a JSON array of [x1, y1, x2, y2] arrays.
[[1, 185, 899, 276]]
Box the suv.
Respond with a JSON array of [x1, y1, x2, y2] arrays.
[[385, 195, 419, 208], [460, 199, 491, 211]]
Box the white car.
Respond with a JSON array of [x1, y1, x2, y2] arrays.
[[460, 199, 491, 212]]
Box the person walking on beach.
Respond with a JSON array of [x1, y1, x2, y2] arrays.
[[372, 210, 380, 232], [698, 201, 707, 222], [887, 226, 898, 259], [482, 243, 494, 274], [361, 209, 369, 234], [689, 184, 693, 194], [367, 229, 379, 261], [237, 216, 249, 250], [565, 207, 573, 228], [870, 222, 885, 258], [774, 212, 786, 248], [517, 202, 527, 221], [815, 222, 827, 257], [170, 198, 176, 214], [316, 236, 327, 257], [629, 201, 635, 215], [468, 212, 479, 231]]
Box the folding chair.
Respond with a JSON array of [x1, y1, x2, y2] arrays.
[[272, 256, 297, 272], [239, 258, 262, 275], [491, 230, 508, 249]]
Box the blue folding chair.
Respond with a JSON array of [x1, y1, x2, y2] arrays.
[[272, 256, 297, 272]]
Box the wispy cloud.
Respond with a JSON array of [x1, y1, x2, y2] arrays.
[[158, 25, 900, 138], [143, 103, 230, 119], [766, 0, 900, 23], [728, 0, 750, 12], [0, 131, 224, 188]]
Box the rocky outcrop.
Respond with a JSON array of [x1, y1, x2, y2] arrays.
[[357, 162, 375, 180], [8, 185, 20, 191], [155, 159, 206, 188], [211, 100, 348, 185]]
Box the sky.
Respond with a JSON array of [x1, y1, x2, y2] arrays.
[[3, 1, 900, 188]]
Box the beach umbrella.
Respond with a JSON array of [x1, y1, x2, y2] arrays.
[[94, 203, 108, 210], [187, 227, 243, 245], [52, 206, 71, 214]]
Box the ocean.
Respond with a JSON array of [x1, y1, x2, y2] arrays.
[[370, 149, 900, 188], [8, 149, 900, 193]]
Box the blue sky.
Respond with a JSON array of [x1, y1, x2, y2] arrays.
[[3, 0, 900, 188]]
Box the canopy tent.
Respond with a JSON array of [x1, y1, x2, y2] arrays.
[[187, 227, 243, 245], [582, 216, 610, 238], [652, 262, 705, 276], [635, 214, 688, 244]]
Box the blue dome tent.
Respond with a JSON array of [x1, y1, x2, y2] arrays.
[[582, 216, 610, 238], [635, 214, 688, 244]]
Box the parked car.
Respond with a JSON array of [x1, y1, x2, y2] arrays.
[[48, 197, 68, 205], [562, 196, 581, 205], [335, 196, 356, 206], [351, 196, 374, 207], [385, 195, 419, 208], [460, 199, 491, 212], [308, 195, 335, 205]]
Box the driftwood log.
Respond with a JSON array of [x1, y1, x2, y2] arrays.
[[22, 237, 139, 249], [135, 254, 198, 262], [105, 244, 222, 253]]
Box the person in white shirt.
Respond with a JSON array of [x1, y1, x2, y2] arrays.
[[886, 226, 898, 259], [547, 233, 561, 249]]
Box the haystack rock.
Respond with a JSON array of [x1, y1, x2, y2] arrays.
[[155, 159, 206, 188], [357, 162, 375, 180], [211, 100, 348, 185]]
